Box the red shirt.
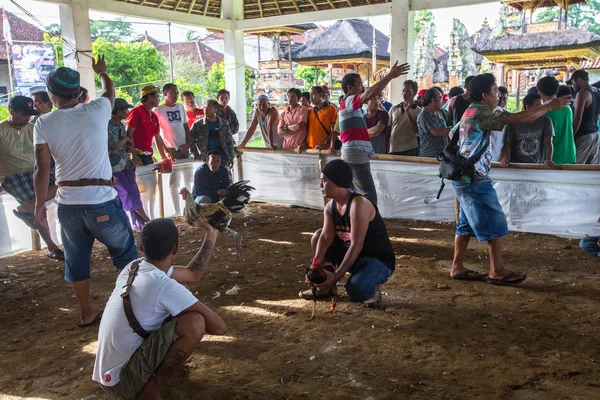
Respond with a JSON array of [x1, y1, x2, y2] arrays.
[[126, 105, 159, 153], [186, 108, 205, 128]]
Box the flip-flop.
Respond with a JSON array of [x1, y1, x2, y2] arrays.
[[487, 272, 527, 287], [451, 269, 487, 280], [13, 210, 38, 230], [47, 249, 65, 260], [76, 311, 103, 328]]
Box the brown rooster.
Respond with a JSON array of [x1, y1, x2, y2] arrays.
[[180, 180, 254, 253], [306, 261, 338, 319]]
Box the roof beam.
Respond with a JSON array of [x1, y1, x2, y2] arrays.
[[188, 0, 197, 13], [237, 2, 390, 30], [308, 0, 320, 11], [290, 0, 301, 12], [273, 0, 283, 14]]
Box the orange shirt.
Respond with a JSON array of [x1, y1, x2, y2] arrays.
[[306, 103, 338, 149]]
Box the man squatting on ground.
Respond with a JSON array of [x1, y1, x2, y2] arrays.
[[302, 159, 396, 308], [93, 218, 225, 400]]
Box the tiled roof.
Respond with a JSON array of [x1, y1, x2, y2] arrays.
[[155, 40, 223, 68], [580, 57, 600, 69], [0, 11, 45, 60]]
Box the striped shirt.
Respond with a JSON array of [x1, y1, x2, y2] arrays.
[[339, 93, 373, 164]]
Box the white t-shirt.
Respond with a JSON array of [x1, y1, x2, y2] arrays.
[[154, 103, 188, 149], [93, 259, 198, 387], [33, 97, 117, 205]]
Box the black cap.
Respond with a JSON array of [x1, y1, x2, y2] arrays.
[[566, 69, 589, 85], [8, 96, 39, 116], [321, 159, 353, 189], [113, 98, 134, 112]]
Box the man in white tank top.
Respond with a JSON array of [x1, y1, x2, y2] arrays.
[[238, 95, 283, 149]]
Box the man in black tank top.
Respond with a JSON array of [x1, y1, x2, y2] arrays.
[[447, 75, 474, 126], [569, 69, 600, 164], [300, 159, 396, 308]]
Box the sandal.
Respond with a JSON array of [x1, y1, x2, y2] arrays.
[[76, 311, 103, 328], [13, 210, 37, 230], [487, 272, 527, 287], [47, 249, 65, 260], [451, 269, 487, 280]]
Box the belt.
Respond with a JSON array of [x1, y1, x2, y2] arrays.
[[57, 178, 115, 188]]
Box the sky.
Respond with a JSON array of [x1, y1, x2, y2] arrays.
[[5, 0, 502, 47]]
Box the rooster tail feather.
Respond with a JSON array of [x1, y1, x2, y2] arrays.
[[220, 180, 255, 212]]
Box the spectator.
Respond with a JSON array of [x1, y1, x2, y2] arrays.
[[338, 62, 409, 205], [238, 95, 283, 150], [181, 90, 205, 128], [108, 98, 150, 230], [191, 99, 235, 163], [322, 85, 332, 103], [450, 73, 568, 286], [34, 60, 137, 327], [365, 93, 390, 154], [498, 86, 509, 109], [307, 86, 338, 151], [31, 91, 53, 116], [537, 76, 576, 164], [301, 91, 311, 108], [568, 69, 600, 164], [278, 88, 309, 153], [216, 89, 239, 135], [191, 150, 230, 205], [448, 75, 474, 125], [557, 85, 575, 114], [78, 86, 90, 104], [500, 93, 555, 166], [417, 88, 449, 158], [155, 83, 191, 160], [527, 87, 539, 96], [126, 86, 170, 165], [389, 80, 421, 156], [380, 95, 393, 112], [0, 96, 64, 259], [416, 89, 426, 107]]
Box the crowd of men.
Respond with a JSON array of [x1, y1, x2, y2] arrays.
[[2, 55, 600, 399]]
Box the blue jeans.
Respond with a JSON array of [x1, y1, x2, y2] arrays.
[[580, 237, 600, 256], [349, 162, 377, 206], [453, 180, 508, 242], [58, 197, 138, 282], [346, 257, 393, 302]]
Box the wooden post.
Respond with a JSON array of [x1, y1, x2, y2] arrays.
[[236, 153, 244, 181], [5, 42, 14, 95], [31, 229, 41, 251], [155, 169, 165, 218]]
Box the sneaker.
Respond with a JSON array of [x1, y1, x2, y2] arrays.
[[298, 288, 330, 300], [364, 290, 382, 308]]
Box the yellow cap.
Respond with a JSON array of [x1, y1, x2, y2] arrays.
[[140, 85, 160, 99]]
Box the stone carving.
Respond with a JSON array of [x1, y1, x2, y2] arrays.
[[414, 22, 436, 88], [448, 19, 478, 84]]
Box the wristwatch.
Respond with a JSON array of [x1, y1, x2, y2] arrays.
[[283, 124, 289, 131]]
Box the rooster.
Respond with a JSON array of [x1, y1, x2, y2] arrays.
[[306, 261, 338, 320], [180, 180, 254, 254]]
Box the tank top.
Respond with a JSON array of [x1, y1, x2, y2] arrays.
[[575, 87, 600, 137], [453, 95, 471, 125], [258, 108, 284, 148], [331, 193, 396, 271]]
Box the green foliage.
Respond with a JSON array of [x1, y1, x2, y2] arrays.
[[92, 38, 168, 103], [505, 96, 517, 113], [294, 65, 327, 91], [43, 33, 64, 68], [90, 18, 134, 42], [535, 1, 600, 35], [114, 88, 134, 104], [414, 10, 436, 39]]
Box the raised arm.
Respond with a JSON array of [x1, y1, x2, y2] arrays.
[[505, 96, 571, 125], [171, 225, 219, 284], [361, 61, 410, 105], [92, 55, 115, 109]]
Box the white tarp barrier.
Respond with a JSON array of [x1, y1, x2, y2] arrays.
[[1, 153, 599, 258]]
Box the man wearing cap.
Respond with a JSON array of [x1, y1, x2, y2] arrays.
[[109, 98, 150, 230], [0, 96, 64, 259], [33, 57, 138, 328], [126, 85, 170, 166], [237, 95, 283, 150], [190, 150, 230, 205], [301, 159, 396, 308], [569, 69, 600, 164]]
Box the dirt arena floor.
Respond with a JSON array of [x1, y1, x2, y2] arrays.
[[0, 204, 599, 400]]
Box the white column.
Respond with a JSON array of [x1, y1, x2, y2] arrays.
[[389, 0, 414, 105], [222, 0, 247, 132], [59, 0, 96, 99]]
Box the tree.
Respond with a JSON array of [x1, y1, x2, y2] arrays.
[[92, 38, 168, 102], [535, 1, 600, 35], [43, 33, 64, 68], [90, 18, 134, 41], [294, 65, 327, 91], [414, 10, 435, 39]]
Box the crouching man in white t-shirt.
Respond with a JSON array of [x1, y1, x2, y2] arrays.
[[93, 218, 225, 399]]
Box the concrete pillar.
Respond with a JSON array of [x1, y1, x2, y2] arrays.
[[222, 0, 247, 132], [389, 0, 414, 105], [59, 0, 95, 99]]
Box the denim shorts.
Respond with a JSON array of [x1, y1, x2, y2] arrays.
[[453, 180, 508, 242], [58, 197, 138, 282], [346, 257, 393, 302]]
